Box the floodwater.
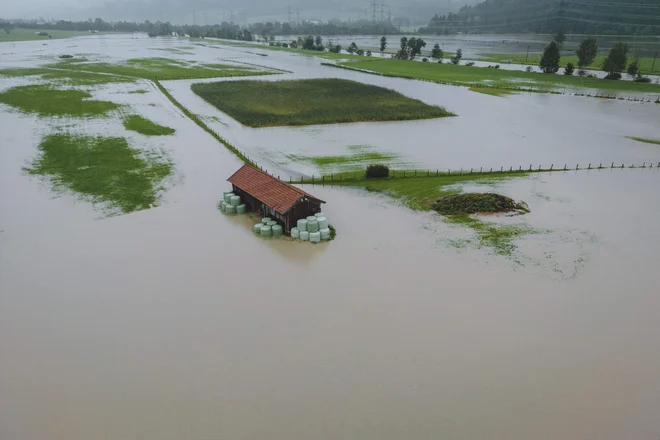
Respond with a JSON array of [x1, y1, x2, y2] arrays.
[[2, 34, 660, 440]]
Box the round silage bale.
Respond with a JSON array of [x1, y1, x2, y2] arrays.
[[316, 216, 328, 229], [319, 227, 331, 240], [300, 231, 310, 241], [253, 223, 263, 233], [224, 193, 235, 203], [230, 195, 240, 206], [314, 212, 325, 218], [225, 204, 237, 214], [236, 204, 246, 214], [219, 201, 226, 213], [260, 225, 272, 237], [306, 216, 316, 221], [291, 227, 300, 238], [307, 219, 319, 233], [272, 225, 283, 236], [309, 231, 321, 243], [297, 219, 308, 232], [267, 221, 277, 227], [262, 217, 271, 225]]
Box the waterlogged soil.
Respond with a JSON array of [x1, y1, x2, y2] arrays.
[[2, 34, 660, 440]]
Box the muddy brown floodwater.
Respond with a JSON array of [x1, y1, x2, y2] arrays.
[[1, 34, 660, 440]]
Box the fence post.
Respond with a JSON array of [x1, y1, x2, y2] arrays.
[[588, 163, 591, 170], [436, 169, 439, 176], [519, 166, 522, 171], [480, 167, 482, 173], [470, 168, 473, 174], [538, 164, 541, 170], [529, 164, 532, 171], [599, 163, 602, 169], [289, 176, 292, 183], [301, 176, 303, 183], [621, 164, 624, 169], [611, 162, 614, 169], [490, 168, 492, 173], [460, 168, 463, 175], [642, 162, 646, 168], [448, 169, 451, 175], [564, 164, 567, 170], [550, 164, 553, 170], [576, 164, 579, 170], [510, 166, 513, 172], [501, 166, 503, 172]]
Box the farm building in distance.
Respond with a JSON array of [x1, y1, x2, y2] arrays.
[[227, 165, 325, 232]]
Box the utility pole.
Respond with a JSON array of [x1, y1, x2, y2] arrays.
[[652, 50, 658, 73], [525, 45, 530, 62], [192, 8, 197, 26], [287, 6, 292, 24], [296, 8, 300, 26]]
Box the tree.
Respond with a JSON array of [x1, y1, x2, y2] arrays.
[[356, 49, 364, 56], [394, 36, 409, 60], [347, 41, 358, 54], [302, 35, 315, 50], [366, 50, 372, 56], [451, 48, 462, 65], [575, 37, 598, 72], [564, 62, 575, 75], [315, 35, 322, 47], [555, 29, 566, 44], [627, 61, 640, 77], [539, 41, 561, 73], [430, 43, 444, 60], [380, 36, 387, 53], [406, 37, 426, 60], [602, 42, 628, 79]]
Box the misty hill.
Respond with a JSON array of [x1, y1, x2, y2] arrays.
[[421, 0, 660, 35]]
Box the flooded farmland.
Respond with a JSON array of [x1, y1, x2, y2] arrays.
[[2, 33, 660, 440]]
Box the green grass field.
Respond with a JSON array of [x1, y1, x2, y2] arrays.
[[123, 115, 175, 136], [479, 53, 659, 74], [0, 85, 119, 117], [627, 136, 660, 145], [292, 146, 400, 172], [191, 78, 454, 127], [46, 57, 273, 81], [0, 67, 135, 85], [468, 86, 516, 96], [25, 134, 173, 214], [0, 28, 93, 43], [208, 39, 366, 61], [339, 59, 660, 95]]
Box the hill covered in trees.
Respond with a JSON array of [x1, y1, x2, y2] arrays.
[[421, 0, 660, 36]]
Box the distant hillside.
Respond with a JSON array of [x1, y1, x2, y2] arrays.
[[421, 0, 660, 35]]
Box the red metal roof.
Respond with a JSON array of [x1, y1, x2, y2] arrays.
[[227, 165, 325, 214]]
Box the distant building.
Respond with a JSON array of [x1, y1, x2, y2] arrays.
[[228, 165, 325, 232]]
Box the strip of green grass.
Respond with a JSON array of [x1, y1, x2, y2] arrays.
[[25, 134, 173, 214], [0, 28, 94, 43], [294, 150, 399, 172], [468, 86, 516, 96], [339, 59, 660, 94], [192, 78, 454, 127], [208, 39, 366, 61], [626, 136, 660, 145], [444, 215, 541, 256], [0, 67, 134, 85], [123, 115, 175, 136], [46, 57, 274, 80], [480, 52, 659, 74], [0, 85, 119, 117]]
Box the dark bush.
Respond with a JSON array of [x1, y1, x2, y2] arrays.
[[422, 57, 428, 62], [604, 72, 622, 80], [466, 61, 475, 66], [365, 164, 390, 178], [525, 66, 533, 72], [564, 62, 575, 75], [281, 43, 288, 48], [59, 54, 74, 59], [634, 76, 651, 83]]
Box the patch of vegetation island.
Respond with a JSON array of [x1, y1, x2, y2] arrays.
[[123, 115, 175, 136], [0, 85, 120, 117], [626, 136, 660, 145], [25, 134, 173, 214], [191, 78, 454, 127], [431, 193, 529, 215]]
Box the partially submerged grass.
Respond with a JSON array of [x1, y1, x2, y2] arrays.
[[192, 78, 454, 127], [123, 115, 175, 136], [432, 193, 529, 215], [626, 136, 660, 145], [127, 89, 149, 94], [0, 68, 133, 85], [0, 84, 119, 117], [25, 133, 173, 214], [469, 86, 516, 97], [0, 28, 93, 43], [292, 145, 399, 172], [479, 52, 659, 74], [339, 59, 660, 94], [444, 215, 541, 256], [46, 57, 274, 80]]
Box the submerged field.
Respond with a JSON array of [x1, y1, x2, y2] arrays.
[[191, 78, 454, 127], [338, 58, 660, 95], [0, 28, 95, 43], [0, 85, 120, 117]]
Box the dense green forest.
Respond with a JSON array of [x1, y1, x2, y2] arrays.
[[421, 0, 660, 35]]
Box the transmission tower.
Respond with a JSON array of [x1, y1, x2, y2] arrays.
[[287, 6, 292, 23], [380, 2, 385, 22], [371, 0, 378, 23]]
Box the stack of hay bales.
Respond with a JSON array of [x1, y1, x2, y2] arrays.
[[220, 191, 246, 215], [290, 212, 332, 243], [253, 217, 283, 238]]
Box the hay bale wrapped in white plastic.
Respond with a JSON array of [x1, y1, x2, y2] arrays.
[[297, 219, 308, 232], [236, 204, 246, 214], [260, 225, 272, 237], [291, 227, 300, 238], [314, 212, 325, 218], [306, 216, 316, 221], [230, 195, 240, 206], [309, 231, 321, 243], [224, 193, 235, 203], [307, 218, 319, 233], [225, 204, 237, 214], [253, 223, 263, 233], [319, 228, 331, 240], [300, 231, 310, 241], [316, 216, 328, 229], [219, 201, 226, 212], [272, 225, 283, 236], [267, 221, 277, 227], [262, 217, 271, 224]]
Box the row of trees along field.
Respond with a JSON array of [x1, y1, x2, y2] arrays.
[[419, 0, 660, 36], [539, 38, 651, 81]]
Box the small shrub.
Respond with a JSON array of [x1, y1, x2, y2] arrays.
[[604, 72, 622, 80], [634, 76, 651, 83], [365, 164, 390, 178], [282, 43, 288, 48], [422, 57, 428, 62], [564, 62, 575, 75], [269, 42, 275, 46], [578, 68, 586, 76], [525, 66, 533, 72], [59, 54, 74, 59], [437, 60, 443, 64], [366, 50, 372, 56], [356, 49, 364, 56], [465, 61, 475, 66]]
